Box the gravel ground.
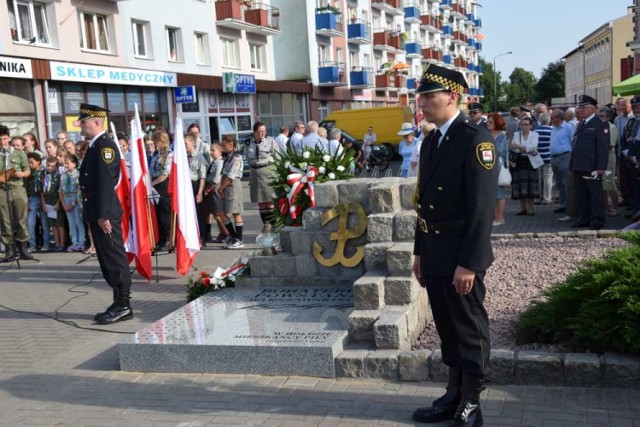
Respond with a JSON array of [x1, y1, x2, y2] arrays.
[[413, 237, 629, 351]]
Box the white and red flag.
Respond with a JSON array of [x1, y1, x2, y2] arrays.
[[168, 117, 200, 275], [110, 122, 131, 246], [126, 104, 157, 281]]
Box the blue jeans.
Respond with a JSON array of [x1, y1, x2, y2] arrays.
[[27, 196, 50, 248], [551, 152, 571, 207], [64, 196, 85, 246]]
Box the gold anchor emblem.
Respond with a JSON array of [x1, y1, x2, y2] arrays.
[[313, 202, 367, 268]]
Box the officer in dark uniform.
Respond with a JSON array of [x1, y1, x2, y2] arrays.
[[77, 103, 133, 325], [569, 95, 609, 230], [411, 64, 497, 426], [622, 96, 640, 215], [467, 102, 487, 129]]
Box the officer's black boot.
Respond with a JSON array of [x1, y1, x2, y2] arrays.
[[413, 367, 462, 423], [94, 288, 118, 321], [449, 374, 485, 427], [19, 241, 34, 260], [97, 290, 134, 325], [2, 243, 17, 263]]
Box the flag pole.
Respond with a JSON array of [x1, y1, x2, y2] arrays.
[[169, 211, 177, 253]]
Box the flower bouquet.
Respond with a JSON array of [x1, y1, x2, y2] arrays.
[[268, 145, 354, 231], [185, 257, 249, 302]]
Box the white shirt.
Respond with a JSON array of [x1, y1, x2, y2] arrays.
[[89, 130, 106, 148], [274, 133, 288, 154], [435, 110, 461, 147]]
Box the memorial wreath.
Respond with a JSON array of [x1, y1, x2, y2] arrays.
[[185, 257, 249, 302], [269, 145, 354, 230]]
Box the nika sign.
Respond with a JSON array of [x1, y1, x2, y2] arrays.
[[174, 86, 197, 104], [0, 56, 33, 79]]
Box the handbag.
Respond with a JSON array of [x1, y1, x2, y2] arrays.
[[498, 156, 512, 186]]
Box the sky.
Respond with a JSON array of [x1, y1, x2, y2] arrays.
[[480, 0, 633, 78]]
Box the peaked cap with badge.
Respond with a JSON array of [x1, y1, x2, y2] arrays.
[[577, 94, 598, 107], [77, 103, 110, 121], [416, 64, 469, 95]]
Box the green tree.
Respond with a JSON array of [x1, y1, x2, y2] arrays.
[[505, 67, 538, 107], [535, 60, 565, 104], [478, 58, 499, 112]]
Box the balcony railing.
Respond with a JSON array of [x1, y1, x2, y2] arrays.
[[407, 75, 419, 91], [405, 40, 422, 57], [215, 0, 280, 35], [453, 31, 467, 43], [473, 18, 482, 28], [375, 73, 397, 90], [245, 3, 280, 31], [454, 57, 468, 68], [318, 61, 346, 85], [443, 54, 452, 65], [347, 19, 371, 43], [420, 14, 442, 31], [451, 3, 466, 17], [372, 0, 403, 15], [315, 7, 344, 34], [442, 25, 452, 37], [350, 67, 374, 87], [403, 2, 421, 22], [440, 0, 452, 8], [373, 29, 403, 50], [421, 48, 442, 61]]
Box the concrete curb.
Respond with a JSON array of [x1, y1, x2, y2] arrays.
[[491, 229, 623, 239]]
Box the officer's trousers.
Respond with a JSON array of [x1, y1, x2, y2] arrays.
[[89, 218, 131, 295], [0, 186, 29, 244], [573, 171, 605, 225], [423, 272, 490, 377]]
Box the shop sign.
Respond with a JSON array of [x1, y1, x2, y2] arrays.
[[222, 72, 256, 94], [50, 62, 177, 87], [174, 85, 197, 104], [0, 55, 32, 79]]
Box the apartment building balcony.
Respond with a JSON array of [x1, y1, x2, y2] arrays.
[[347, 19, 372, 44], [467, 62, 476, 73], [421, 47, 442, 62], [318, 61, 347, 86], [467, 38, 476, 49], [375, 73, 398, 91], [215, 0, 281, 35], [454, 57, 467, 69], [451, 3, 466, 19], [478, 87, 484, 97], [372, 0, 404, 16], [476, 42, 482, 51], [452, 31, 467, 45], [403, 2, 422, 24], [406, 75, 419, 91], [442, 25, 452, 38], [420, 14, 442, 33], [373, 29, 402, 51], [473, 18, 482, 29], [468, 87, 477, 96], [405, 40, 422, 58], [350, 67, 374, 88], [315, 8, 344, 37], [476, 64, 483, 74], [466, 13, 475, 24], [395, 74, 408, 90], [440, 0, 452, 9], [443, 54, 453, 66]]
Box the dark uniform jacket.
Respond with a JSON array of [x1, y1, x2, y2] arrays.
[[414, 113, 498, 276], [569, 116, 609, 172], [79, 132, 123, 222]]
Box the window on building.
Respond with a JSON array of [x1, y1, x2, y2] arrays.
[[195, 32, 210, 65], [166, 27, 182, 62], [132, 20, 149, 58], [249, 43, 265, 71], [79, 11, 110, 52], [8, 0, 50, 44], [221, 38, 240, 68]]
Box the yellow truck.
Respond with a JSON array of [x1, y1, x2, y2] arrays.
[[320, 106, 414, 158]]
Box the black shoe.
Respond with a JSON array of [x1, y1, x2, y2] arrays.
[[412, 388, 461, 423], [571, 222, 589, 228], [553, 207, 566, 213], [2, 245, 17, 263], [156, 243, 169, 252], [18, 242, 34, 260], [516, 211, 527, 216], [97, 306, 133, 324], [449, 397, 483, 426], [590, 223, 604, 230]]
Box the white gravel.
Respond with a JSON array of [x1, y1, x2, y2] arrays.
[[413, 237, 629, 351]]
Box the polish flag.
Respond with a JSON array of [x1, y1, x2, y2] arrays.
[[110, 122, 131, 247], [168, 117, 200, 275], [126, 104, 156, 281]]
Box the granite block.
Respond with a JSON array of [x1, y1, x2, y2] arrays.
[[302, 207, 331, 231], [364, 350, 399, 380], [337, 180, 371, 211], [603, 352, 640, 388], [386, 243, 414, 277], [235, 277, 262, 288], [429, 349, 448, 382], [393, 211, 417, 241], [272, 254, 296, 277], [294, 255, 317, 278], [374, 309, 408, 350], [367, 213, 394, 243], [278, 227, 296, 254], [348, 310, 381, 342], [399, 350, 430, 381], [369, 184, 400, 214], [557, 231, 578, 238], [489, 349, 515, 384], [564, 353, 601, 387], [534, 232, 556, 238], [248, 256, 272, 278], [314, 181, 339, 208], [514, 233, 535, 239], [335, 349, 368, 378], [399, 181, 417, 210], [576, 230, 597, 239], [353, 274, 385, 310], [340, 262, 366, 280], [515, 351, 563, 386], [364, 242, 394, 271], [597, 229, 619, 238], [384, 277, 420, 305]]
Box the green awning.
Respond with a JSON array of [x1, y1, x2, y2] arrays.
[[613, 74, 640, 96]]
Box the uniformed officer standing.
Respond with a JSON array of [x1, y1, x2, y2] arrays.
[[0, 127, 33, 262], [569, 95, 609, 230], [411, 64, 497, 426], [77, 104, 133, 325], [245, 122, 278, 224]]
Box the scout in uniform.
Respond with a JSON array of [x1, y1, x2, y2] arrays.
[[77, 103, 133, 325], [569, 95, 610, 230], [245, 122, 278, 224], [0, 129, 33, 262], [411, 64, 497, 426]]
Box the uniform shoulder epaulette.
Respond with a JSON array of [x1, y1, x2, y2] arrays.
[[461, 120, 480, 132]]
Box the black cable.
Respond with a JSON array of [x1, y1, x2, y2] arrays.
[[0, 269, 135, 335]]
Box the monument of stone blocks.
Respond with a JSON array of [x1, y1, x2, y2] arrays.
[[120, 177, 429, 379]]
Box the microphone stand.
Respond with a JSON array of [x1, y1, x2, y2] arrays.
[[2, 148, 20, 268]]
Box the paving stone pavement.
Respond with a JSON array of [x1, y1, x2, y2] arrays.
[[0, 181, 637, 426]]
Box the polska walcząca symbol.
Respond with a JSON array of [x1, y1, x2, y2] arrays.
[[313, 202, 367, 268]]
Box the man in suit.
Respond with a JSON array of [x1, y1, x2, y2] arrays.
[[569, 95, 609, 230], [77, 103, 133, 325], [411, 64, 497, 426]]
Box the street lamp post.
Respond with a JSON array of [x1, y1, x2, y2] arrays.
[[493, 51, 512, 112]]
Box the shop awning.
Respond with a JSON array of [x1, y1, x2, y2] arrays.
[[613, 73, 640, 96]]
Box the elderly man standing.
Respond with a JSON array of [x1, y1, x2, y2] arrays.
[[570, 95, 609, 230], [549, 109, 574, 214], [289, 120, 305, 152], [615, 97, 634, 207], [300, 120, 328, 152]]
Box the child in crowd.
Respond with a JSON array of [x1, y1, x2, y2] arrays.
[[217, 136, 245, 249], [41, 156, 65, 252], [63, 139, 77, 156], [205, 142, 228, 243], [56, 146, 68, 174], [25, 152, 50, 252], [43, 138, 58, 159], [59, 154, 84, 252], [11, 136, 24, 151]]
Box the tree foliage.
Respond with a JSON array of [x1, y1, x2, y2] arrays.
[[505, 67, 538, 108], [535, 60, 565, 104]]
